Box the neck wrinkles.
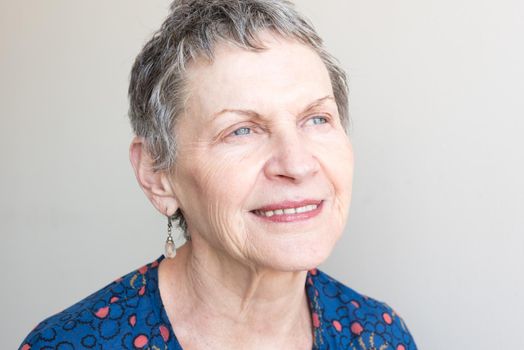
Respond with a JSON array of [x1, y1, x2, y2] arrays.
[[191, 241, 308, 322], [169, 241, 313, 344]]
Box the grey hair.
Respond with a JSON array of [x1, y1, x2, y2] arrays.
[[128, 0, 350, 235]]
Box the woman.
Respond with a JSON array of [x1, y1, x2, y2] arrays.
[[20, 0, 417, 349]]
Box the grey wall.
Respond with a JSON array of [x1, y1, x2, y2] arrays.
[[1, 1, 523, 349]]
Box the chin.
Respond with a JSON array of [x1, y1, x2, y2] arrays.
[[254, 230, 342, 272]]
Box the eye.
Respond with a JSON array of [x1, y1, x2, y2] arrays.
[[305, 116, 328, 126], [231, 126, 252, 136]]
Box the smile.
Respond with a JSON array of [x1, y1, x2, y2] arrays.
[[250, 200, 324, 223], [253, 204, 318, 217]]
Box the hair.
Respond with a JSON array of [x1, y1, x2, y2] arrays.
[[128, 0, 349, 236]]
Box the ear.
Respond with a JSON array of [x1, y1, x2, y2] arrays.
[[129, 136, 178, 217]]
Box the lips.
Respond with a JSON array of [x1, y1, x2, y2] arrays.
[[253, 204, 319, 217], [250, 199, 324, 223], [252, 199, 323, 212]]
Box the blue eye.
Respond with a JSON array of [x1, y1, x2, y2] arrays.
[[308, 116, 328, 125], [232, 127, 251, 136]]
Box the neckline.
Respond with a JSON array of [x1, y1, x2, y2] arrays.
[[147, 255, 325, 349], [147, 256, 183, 349]]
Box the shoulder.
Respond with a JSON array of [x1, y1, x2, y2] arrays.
[[308, 268, 417, 350], [19, 258, 171, 350]]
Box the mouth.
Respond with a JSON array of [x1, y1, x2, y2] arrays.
[[250, 200, 324, 223]]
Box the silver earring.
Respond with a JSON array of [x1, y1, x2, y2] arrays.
[[165, 216, 177, 258]]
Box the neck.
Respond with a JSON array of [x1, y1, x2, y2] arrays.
[[159, 240, 313, 348]]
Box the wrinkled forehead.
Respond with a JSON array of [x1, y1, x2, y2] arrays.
[[183, 32, 333, 120]]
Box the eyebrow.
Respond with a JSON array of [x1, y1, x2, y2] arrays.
[[210, 95, 335, 121]]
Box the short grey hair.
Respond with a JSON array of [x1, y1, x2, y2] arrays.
[[128, 0, 349, 235]]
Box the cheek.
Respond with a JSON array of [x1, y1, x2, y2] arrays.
[[316, 132, 354, 188], [199, 150, 260, 207], [335, 140, 354, 194], [316, 134, 354, 222], [198, 157, 269, 261], [181, 150, 261, 241], [332, 139, 354, 201]]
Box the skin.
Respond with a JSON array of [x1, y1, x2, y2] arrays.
[[130, 32, 354, 349]]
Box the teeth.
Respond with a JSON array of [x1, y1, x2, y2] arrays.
[[256, 204, 318, 217], [296, 206, 307, 213]]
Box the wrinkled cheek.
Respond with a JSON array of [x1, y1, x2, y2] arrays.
[[198, 159, 255, 258], [205, 200, 256, 261], [205, 199, 237, 241]]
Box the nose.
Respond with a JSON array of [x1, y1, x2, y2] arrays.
[[263, 129, 320, 183]]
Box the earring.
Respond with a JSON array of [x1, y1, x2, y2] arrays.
[[165, 215, 177, 258]]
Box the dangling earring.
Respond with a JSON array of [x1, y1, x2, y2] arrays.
[[165, 215, 176, 258]]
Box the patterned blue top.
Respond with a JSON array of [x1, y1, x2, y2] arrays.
[[20, 256, 417, 349]]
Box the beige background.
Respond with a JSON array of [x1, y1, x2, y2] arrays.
[[2, 0, 523, 349]]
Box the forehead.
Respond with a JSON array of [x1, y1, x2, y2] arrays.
[[185, 33, 333, 118]]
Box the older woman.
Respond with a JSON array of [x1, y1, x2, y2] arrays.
[[20, 1, 416, 349]]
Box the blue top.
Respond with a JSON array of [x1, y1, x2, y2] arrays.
[[20, 256, 417, 349]]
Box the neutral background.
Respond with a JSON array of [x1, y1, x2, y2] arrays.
[[2, 0, 523, 349]]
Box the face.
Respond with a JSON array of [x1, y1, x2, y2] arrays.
[[169, 33, 354, 271]]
